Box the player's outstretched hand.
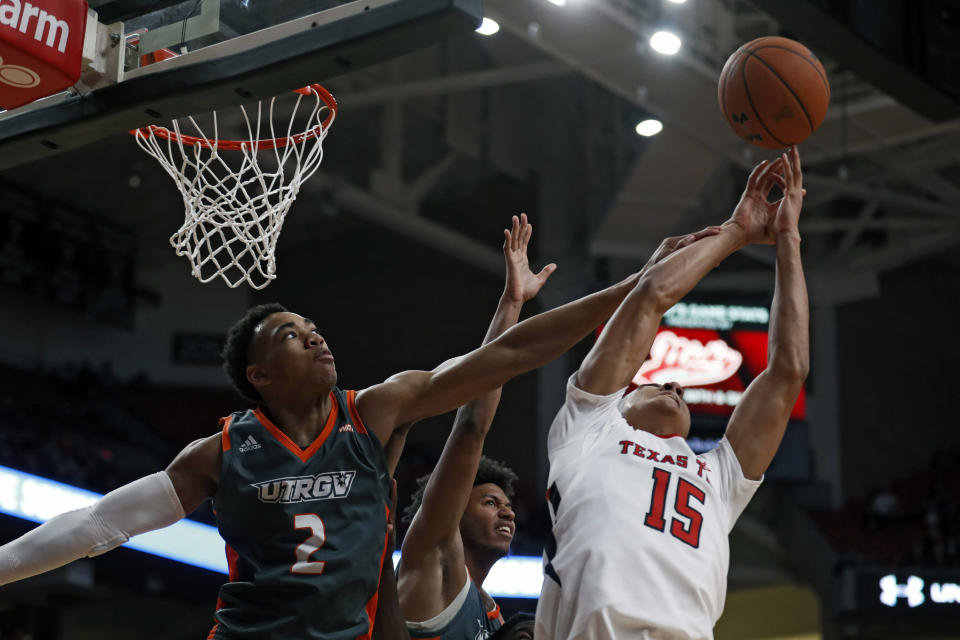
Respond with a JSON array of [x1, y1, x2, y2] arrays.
[[771, 146, 805, 236], [727, 156, 786, 245], [643, 225, 724, 272], [503, 213, 557, 303]]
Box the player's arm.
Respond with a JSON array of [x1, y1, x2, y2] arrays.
[[372, 554, 409, 640], [356, 236, 641, 442], [577, 158, 785, 395], [400, 215, 552, 570], [725, 146, 809, 480], [372, 480, 410, 640], [0, 434, 220, 586]]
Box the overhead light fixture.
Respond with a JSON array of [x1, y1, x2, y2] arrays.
[[635, 119, 663, 137], [545, 0, 567, 6], [476, 17, 500, 36], [649, 31, 682, 55], [666, 0, 688, 4]]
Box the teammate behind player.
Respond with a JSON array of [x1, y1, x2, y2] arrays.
[[0, 214, 651, 640], [536, 147, 809, 639], [397, 216, 551, 640], [402, 457, 518, 639]]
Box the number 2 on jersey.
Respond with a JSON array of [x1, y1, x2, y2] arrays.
[[292, 514, 326, 574], [643, 468, 706, 548]]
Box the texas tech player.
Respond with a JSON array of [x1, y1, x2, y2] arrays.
[[537, 148, 809, 639]]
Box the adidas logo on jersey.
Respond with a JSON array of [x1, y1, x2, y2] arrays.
[[252, 470, 357, 504], [339, 423, 354, 433], [237, 435, 262, 452]]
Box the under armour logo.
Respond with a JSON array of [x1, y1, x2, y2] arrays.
[[732, 112, 748, 124], [746, 133, 763, 142], [879, 574, 925, 608]]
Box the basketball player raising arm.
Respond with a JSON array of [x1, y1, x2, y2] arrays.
[[397, 215, 553, 639], [536, 148, 809, 640], [0, 214, 655, 640]]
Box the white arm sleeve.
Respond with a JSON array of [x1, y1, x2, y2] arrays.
[[0, 471, 186, 586]]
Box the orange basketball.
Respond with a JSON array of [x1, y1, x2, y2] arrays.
[[718, 36, 830, 149]]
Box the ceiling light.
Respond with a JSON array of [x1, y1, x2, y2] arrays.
[[545, 0, 566, 6], [635, 119, 663, 137], [649, 31, 682, 55], [666, 0, 687, 4], [476, 17, 500, 36]]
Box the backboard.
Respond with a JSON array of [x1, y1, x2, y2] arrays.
[[0, 0, 483, 170]]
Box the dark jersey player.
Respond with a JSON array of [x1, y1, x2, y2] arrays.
[[0, 214, 648, 639], [398, 216, 551, 640]]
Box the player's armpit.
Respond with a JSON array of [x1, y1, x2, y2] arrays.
[[575, 280, 662, 396], [723, 367, 806, 480], [355, 371, 431, 446], [166, 433, 222, 515], [382, 423, 412, 477]]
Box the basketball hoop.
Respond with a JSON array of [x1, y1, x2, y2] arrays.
[[131, 84, 337, 289]]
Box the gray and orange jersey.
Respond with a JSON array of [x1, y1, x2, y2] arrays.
[[209, 388, 391, 640], [407, 577, 503, 640]]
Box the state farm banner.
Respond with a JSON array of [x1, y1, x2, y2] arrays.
[[0, 0, 87, 109]]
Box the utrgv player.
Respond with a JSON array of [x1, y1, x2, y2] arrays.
[[399, 215, 553, 640], [537, 148, 809, 640], [0, 214, 649, 639]]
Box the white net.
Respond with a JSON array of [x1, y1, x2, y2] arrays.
[[133, 86, 336, 289]]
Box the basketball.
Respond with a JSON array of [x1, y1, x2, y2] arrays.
[[718, 36, 830, 149]]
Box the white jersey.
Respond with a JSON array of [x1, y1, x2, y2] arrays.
[[535, 374, 762, 640]]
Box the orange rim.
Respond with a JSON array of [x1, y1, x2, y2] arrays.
[[129, 84, 337, 150]]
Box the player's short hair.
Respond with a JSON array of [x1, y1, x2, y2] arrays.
[[403, 456, 518, 524], [221, 302, 288, 404]]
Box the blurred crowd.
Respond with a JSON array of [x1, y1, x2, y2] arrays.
[[811, 444, 960, 568]]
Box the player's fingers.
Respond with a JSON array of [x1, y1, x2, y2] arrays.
[[677, 234, 697, 249], [781, 152, 794, 189], [538, 263, 558, 281], [503, 228, 511, 250], [691, 226, 722, 241], [518, 214, 531, 250], [522, 221, 533, 248], [792, 145, 803, 189], [745, 159, 769, 191], [759, 158, 786, 194]]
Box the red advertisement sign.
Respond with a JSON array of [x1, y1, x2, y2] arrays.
[[597, 302, 806, 420], [0, 0, 88, 109], [635, 326, 806, 419]]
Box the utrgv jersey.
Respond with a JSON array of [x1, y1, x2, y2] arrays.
[[209, 388, 391, 640], [535, 375, 761, 640], [407, 575, 502, 640]]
